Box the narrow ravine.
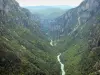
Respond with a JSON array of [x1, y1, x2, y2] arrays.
[[57, 53, 65, 75]]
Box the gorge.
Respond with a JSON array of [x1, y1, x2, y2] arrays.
[[0, 0, 100, 75]]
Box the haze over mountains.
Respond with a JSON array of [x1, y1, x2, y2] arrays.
[[1, 0, 100, 75], [24, 5, 73, 19]]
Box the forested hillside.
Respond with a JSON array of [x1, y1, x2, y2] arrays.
[[1, 0, 100, 75], [0, 0, 60, 75], [50, 0, 100, 74]]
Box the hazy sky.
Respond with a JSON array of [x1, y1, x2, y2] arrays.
[[16, 0, 83, 7]]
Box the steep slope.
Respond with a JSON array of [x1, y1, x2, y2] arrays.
[[50, 0, 100, 39], [49, 0, 100, 75], [0, 0, 60, 75]]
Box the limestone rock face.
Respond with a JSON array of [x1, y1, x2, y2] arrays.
[[0, 0, 20, 13], [49, 0, 100, 39]]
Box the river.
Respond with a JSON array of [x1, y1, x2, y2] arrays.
[[57, 53, 65, 75], [50, 40, 53, 46]]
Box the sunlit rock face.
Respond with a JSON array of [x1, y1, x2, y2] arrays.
[[48, 0, 100, 40], [79, 0, 99, 11], [0, 0, 20, 13], [51, 0, 100, 74], [77, 0, 100, 24]]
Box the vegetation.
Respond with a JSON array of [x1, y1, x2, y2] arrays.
[[1, 0, 100, 75], [0, 0, 60, 75]]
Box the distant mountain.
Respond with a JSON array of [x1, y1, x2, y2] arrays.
[[24, 5, 73, 10], [51, 5, 74, 9], [24, 5, 73, 19], [23, 5, 73, 37]]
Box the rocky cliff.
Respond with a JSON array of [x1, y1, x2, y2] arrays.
[[49, 0, 100, 40], [50, 0, 100, 75]]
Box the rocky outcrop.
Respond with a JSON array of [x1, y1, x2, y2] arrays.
[[0, 0, 20, 13], [50, 0, 100, 39], [48, 0, 100, 74]]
